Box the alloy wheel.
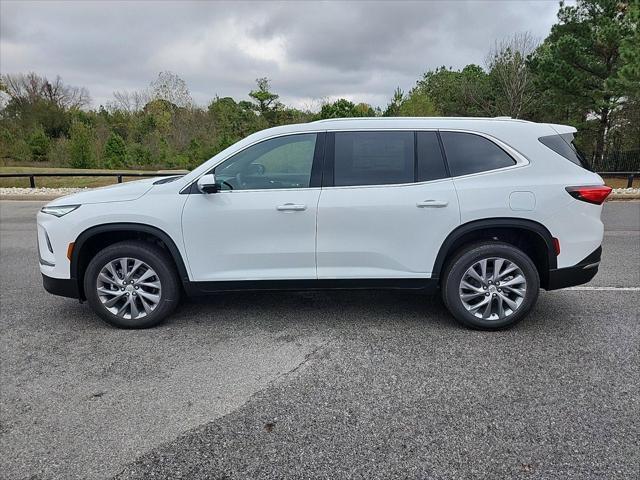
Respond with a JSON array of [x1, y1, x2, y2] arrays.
[[96, 257, 162, 320], [458, 257, 527, 320]]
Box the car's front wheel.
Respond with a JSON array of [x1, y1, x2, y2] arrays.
[[83, 241, 180, 328], [442, 242, 540, 330]]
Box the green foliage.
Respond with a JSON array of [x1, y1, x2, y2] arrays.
[[415, 65, 494, 117], [27, 125, 50, 161], [47, 137, 71, 166], [249, 77, 281, 126], [354, 103, 376, 116], [208, 96, 263, 148], [103, 132, 127, 169], [69, 121, 94, 168], [528, 0, 635, 159], [3, 99, 70, 138], [318, 98, 374, 119], [383, 87, 405, 116], [183, 138, 208, 170], [398, 89, 440, 116], [619, 0, 640, 92], [0, 128, 31, 162], [126, 143, 152, 167]]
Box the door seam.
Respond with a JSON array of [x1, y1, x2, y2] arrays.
[[314, 189, 322, 280]]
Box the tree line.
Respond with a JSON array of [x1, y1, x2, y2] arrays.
[[0, 0, 638, 172]]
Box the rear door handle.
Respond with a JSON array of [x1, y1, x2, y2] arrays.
[[277, 203, 307, 211], [416, 200, 448, 208]]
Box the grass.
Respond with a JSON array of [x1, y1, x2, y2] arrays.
[[602, 177, 635, 189], [0, 166, 188, 188]]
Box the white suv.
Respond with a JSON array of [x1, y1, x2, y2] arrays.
[[38, 117, 610, 330]]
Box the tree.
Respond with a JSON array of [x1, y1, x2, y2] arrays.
[[249, 77, 281, 126], [208, 96, 262, 149], [0, 73, 78, 138], [383, 87, 405, 116], [415, 65, 495, 116], [487, 32, 539, 118], [354, 102, 376, 116], [69, 121, 94, 168], [318, 98, 374, 119], [27, 125, 50, 161], [273, 106, 314, 125], [149, 71, 192, 108], [2, 73, 90, 110], [619, 0, 640, 93], [398, 89, 440, 116], [529, 0, 634, 161], [103, 132, 127, 169], [110, 89, 150, 113]]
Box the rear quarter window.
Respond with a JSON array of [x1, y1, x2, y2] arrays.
[[440, 132, 516, 176], [539, 133, 589, 169]]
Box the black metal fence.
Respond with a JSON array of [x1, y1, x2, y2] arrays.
[[590, 151, 640, 173], [0, 170, 638, 188], [0, 172, 179, 188]]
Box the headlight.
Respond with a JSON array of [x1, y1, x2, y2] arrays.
[[40, 205, 80, 217]]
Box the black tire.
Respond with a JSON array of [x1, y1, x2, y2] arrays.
[[441, 241, 539, 330], [83, 240, 180, 328]]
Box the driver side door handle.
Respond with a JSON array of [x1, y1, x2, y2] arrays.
[[416, 200, 448, 208], [277, 203, 307, 212]]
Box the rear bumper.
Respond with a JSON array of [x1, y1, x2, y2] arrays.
[[546, 246, 601, 290], [42, 274, 79, 299]]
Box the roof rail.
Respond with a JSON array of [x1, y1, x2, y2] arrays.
[[311, 116, 532, 123]]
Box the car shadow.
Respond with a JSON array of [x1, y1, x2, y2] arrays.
[[172, 289, 456, 331]]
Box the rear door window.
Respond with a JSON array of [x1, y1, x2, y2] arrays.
[[333, 131, 414, 186], [440, 132, 516, 176], [416, 131, 448, 182]]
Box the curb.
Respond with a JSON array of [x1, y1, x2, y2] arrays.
[[1, 195, 64, 201]]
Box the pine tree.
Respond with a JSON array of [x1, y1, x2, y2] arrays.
[[103, 132, 127, 169], [69, 121, 94, 168]]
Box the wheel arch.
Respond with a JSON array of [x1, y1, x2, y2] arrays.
[[433, 218, 557, 289], [71, 223, 190, 299]]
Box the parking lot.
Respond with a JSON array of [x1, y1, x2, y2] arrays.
[[1, 200, 638, 479]]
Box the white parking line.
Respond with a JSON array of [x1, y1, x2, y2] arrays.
[[565, 286, 640, 291]]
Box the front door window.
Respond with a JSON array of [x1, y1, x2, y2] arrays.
[[214, 134, 317, 190]]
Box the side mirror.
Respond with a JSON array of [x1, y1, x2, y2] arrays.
[[197, 173, 219, 194]]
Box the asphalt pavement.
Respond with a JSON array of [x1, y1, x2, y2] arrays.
[[0, 200, 638, 480]]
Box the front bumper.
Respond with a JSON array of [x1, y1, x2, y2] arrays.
[[546, 246, 601, 290], [42, 274, 79, 299]]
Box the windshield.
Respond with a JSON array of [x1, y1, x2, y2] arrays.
[[539, 133, 590, 170]]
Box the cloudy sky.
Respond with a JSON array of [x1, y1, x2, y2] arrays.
[[1, 0, 563, 110]]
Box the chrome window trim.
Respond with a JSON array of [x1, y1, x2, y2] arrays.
[[208, 187, 322, 194], [184, 127, 530, 193], [322, 177, 453, 191]]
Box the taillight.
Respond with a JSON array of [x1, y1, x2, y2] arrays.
[[565, 185, 612, 205]]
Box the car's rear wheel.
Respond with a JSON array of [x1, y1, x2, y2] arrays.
[[83, 241, 180, 328], [442, 242, 539, 330]]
